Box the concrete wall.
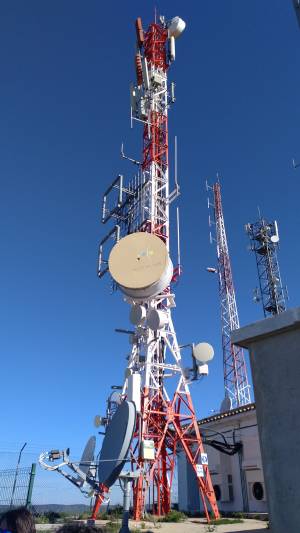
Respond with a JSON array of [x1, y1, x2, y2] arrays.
[[232, 307, 300, 533], [178, 407, 268, 515]]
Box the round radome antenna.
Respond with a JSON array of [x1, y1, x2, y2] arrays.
[[168, 17, 186, 38], [130, 304, 146, 326], [147, 309, 168, 330], [79, 436, 96, 476], [108, 232, 173, 300], [220, 396, 231, 413], [98, 400, 136, 488], [193, 342, 214, 364]]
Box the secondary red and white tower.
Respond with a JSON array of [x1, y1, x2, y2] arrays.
[[96, 15, 220, 522], [207, 181, 251, 409]]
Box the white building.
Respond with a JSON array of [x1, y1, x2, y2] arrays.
[[178, 403, 268, 514]]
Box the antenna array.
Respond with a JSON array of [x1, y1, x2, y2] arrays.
[[246, 217, 287, 317], [94, 15, 220, 522]]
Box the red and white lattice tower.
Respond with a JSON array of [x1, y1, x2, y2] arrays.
[[207, 181, 251, 409], [94, 16, 220, 522]]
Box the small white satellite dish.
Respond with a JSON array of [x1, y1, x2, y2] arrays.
[[270, 235, 279, 243], [270, 220, 279, 243], [193, 342, 214, 364]]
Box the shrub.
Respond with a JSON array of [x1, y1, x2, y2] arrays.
[[104, 520, 121, 533], [232, 512, 245, 519], [158, 510, 186, 522], [35, 515, 49, 524], [78, 512, 91, 520], [44, 511, 61, 524]]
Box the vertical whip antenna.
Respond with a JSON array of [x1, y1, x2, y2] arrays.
[[176, 206, 181, 272]]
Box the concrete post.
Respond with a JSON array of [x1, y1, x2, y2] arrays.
[[231, 307, 300, 533], [119, 478, 131, 533]]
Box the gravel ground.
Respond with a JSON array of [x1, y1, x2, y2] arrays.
[[125, 518, 269, 532], [36, 518, 270, 533]]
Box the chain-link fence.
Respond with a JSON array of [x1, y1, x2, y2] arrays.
[[0, 464, 36, 509]]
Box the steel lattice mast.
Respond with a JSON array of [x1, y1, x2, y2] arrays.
[[207, 181, 251, 409], [245, 217, 286, 317], [95, 15, 220, 522]]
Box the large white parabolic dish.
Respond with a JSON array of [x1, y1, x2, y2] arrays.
[[98, 400, 136, 488], [108, 232, 173, 299]]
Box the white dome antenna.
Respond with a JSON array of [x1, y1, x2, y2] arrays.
[[193, 342, 214, 364], [168, 17, 186, 39]]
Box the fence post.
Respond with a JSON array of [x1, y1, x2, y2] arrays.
[[26, 463, 36, 508], [10, 442, 27, 508]]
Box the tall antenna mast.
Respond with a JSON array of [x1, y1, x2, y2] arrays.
[[246, 216, 286, 317], [95, 15, 220, 523], [207, 180, 251, 409]]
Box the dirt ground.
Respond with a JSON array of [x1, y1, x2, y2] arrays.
[[97, 517, 269, 532], [36, 518, 270, 533]]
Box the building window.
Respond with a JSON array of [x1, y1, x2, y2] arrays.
[[227, 474, 234, 501], [252, 481, 264, 501], [213, 484, 221, 501]]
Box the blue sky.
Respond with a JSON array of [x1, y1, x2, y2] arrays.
[[0, 1, 299, 504]]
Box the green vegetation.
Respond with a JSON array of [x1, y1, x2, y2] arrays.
[[210, 518, 243, 525], [35, 511, 67, 524], [232, 512, 245, 519], [100, 505, 123, 521], [35, 515, 50, 524], [157, 510, 186, 522], [103, 521, 121, 533]]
